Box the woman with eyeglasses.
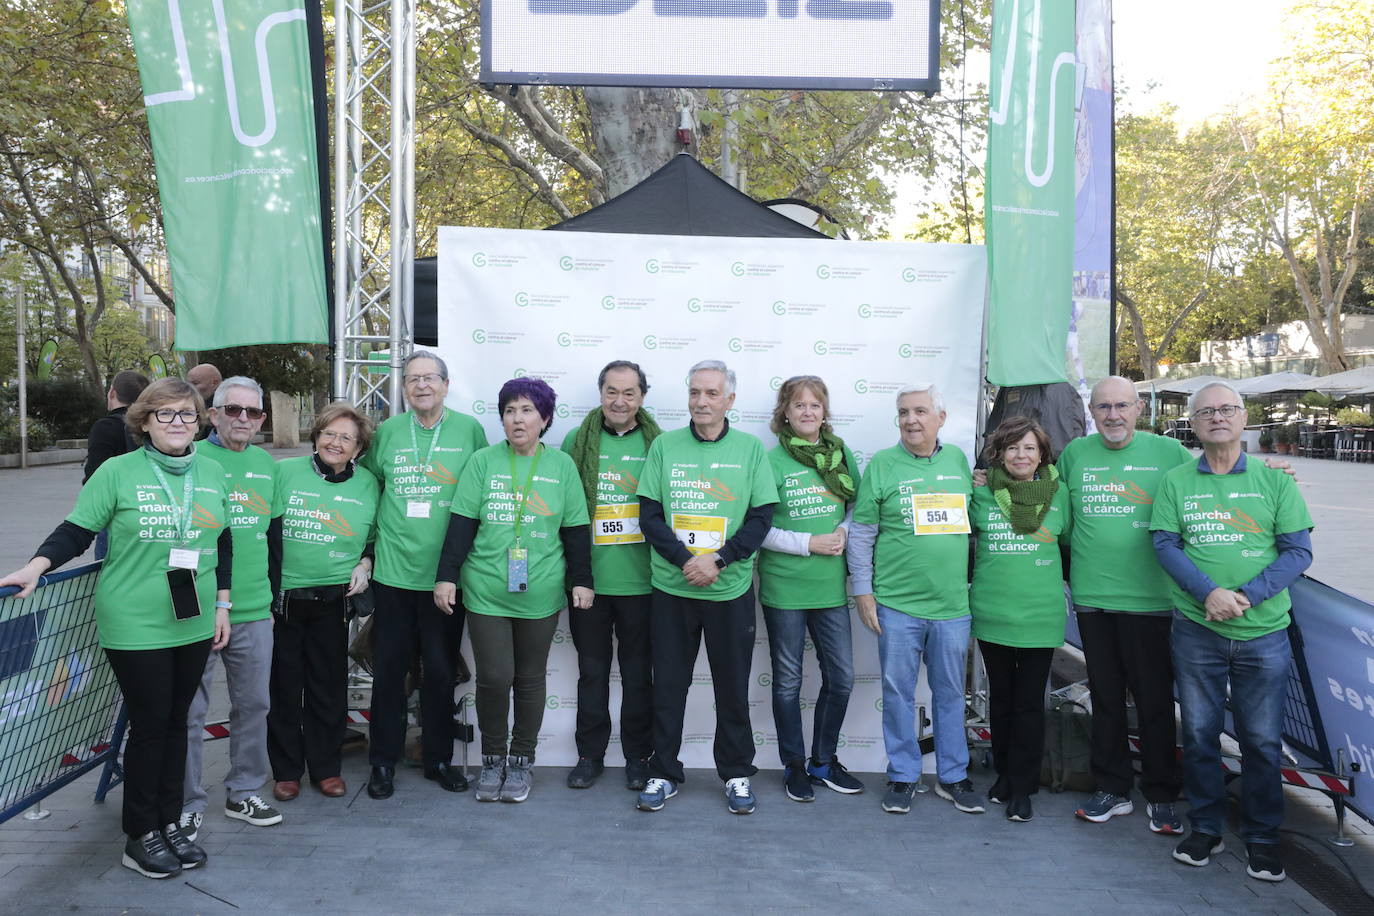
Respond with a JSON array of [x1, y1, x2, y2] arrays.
[[1, 378, 233, 878], [265, 403, 378, 803]]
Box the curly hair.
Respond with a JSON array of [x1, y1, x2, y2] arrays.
[[980, 415, 1053, 471]]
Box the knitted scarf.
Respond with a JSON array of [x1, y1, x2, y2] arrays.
[[144, 441, 195, 475], [569, 407, 662, 518], [779, 429, 856, 501], [987, 464, 1059, 534]]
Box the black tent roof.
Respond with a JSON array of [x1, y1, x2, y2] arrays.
[[413, 153, 828, 344]]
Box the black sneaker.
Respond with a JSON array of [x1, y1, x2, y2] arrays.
[[987, 776, 1010, 805], [1173, 831, 1225, 867], [122, 830, 182, 879], [784, 761, 815, 802], [1245, 843, 1286, 882], [567, 757, 604, 789], [807, 756, 865, 794], [1006, 795, 1033, 822], [625, 757, 650, 791], [881, 781, 916, 814], [161, 822, 207, 869]]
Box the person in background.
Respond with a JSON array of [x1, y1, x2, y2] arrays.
[[85, 369, 151, 559], [757, 375, 864, 802], [187, 364, 222, 405]]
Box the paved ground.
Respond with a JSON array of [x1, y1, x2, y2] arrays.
[[2, 450, 1372, 913]]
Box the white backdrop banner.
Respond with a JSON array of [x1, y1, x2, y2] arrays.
[[438, 225, 987, 775]]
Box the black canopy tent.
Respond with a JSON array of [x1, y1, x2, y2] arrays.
[[411, 153, 827, 345]]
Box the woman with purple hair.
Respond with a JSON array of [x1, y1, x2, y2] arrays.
[[434, 377, 593, 803]]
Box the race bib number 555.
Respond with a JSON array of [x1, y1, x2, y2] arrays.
[[593, 503, 644, 546]]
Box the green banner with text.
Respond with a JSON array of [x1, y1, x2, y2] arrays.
[[126, 0, 327, 350], [984, 0, 1077, 386]]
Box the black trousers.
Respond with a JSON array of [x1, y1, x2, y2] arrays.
[[106, 639, 213, 837], [570, 592, 653, 761], [266, 596, 348, 782], [647, 588, 757, 784], [1077, 610, 1182, 802], [978, 640, 1054, 796], [467, 610, 560, 758], [368, 582, 465, 767]]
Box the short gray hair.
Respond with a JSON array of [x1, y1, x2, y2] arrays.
[[896, 383, 945, 413], [213, 376, 264, 407], [687, 359, 736, 395], [404, 350, 448, 380], [1187, 380, 1245, 416]]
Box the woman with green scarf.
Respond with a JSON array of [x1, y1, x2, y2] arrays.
[[757, 375, 865, 804], [970, 416, 1072, 823]]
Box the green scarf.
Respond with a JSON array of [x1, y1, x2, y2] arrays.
[[987, 463, 1059, 534], [779, 429, 856, 501], [144, 441, 196, 476], [569, 407, 662, 518]]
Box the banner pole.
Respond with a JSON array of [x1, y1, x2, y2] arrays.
[[331, 0, 349, 402], [15, 281, 27, 469]]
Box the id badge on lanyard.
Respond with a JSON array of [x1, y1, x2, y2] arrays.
[[506, 444, 542, 592]]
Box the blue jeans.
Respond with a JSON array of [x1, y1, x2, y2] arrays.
[[877, 605, 971, 784], [762, 605, 855, 766], [1171, 613, 1291, 844]]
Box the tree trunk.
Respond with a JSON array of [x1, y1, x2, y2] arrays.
[[1115, 289, 1156, 379], [584, 88, 682, 197]]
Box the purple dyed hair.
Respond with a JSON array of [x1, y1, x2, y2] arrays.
[[498, 377, 558, 437]]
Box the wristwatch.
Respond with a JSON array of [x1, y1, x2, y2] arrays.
[[214, 600, 233, 610], [713, 555, 727, 570]]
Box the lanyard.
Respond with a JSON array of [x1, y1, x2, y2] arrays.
[[507, 442, 543, 545], [147, 461, 196, 546], [408, 410, 446, 475]]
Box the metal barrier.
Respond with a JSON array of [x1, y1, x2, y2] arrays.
[[0, 563, 127, 825]]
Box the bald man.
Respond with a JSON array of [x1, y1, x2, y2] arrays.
[[187, 364, 223, 403]]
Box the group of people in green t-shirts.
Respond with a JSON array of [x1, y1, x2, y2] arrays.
[[0, 359, 1312, 886]]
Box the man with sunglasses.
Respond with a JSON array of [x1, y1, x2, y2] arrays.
[[179, 376, 283, 839], [360, 351, 487, 799]]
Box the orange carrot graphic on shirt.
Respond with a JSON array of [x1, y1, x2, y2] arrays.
[[234, 488, 272, 515], [699, 478, 737, 501], [1111, 478, 1153, 505], [191, 503, 221, 528], [318, 507, 356, 538], [524, 489, 554, 516], [425, 462, 457, 485], [1216, 504, 1263, 533], [611, 471, 640, 494], [1030, 525, 1056, 544]]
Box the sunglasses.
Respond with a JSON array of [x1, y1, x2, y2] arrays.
[[221, 404, 266, 420]]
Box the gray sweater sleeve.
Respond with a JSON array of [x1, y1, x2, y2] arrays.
[[847, 521, 879, 595]]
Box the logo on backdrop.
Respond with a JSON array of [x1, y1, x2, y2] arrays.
[[472, 329, 486, 344]]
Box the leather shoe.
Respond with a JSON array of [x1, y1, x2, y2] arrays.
[[317, 776, 347, 797], [367, 766, 395, 799], [424, 762, 469, 793], [567, 757, 604, 789], [273, 780, 300, 802]]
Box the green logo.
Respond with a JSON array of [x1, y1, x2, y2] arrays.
[[471, 329, 487, 344], [852, 448, 867, 465], [546, 696, 561, 710], [643, 335, 658, 350], [901, 267, 916, 283], [687, 297, 702, 313], [513, 368, 528, 378], [726, 409, 740, 423], [727, 337, 743, 353], [874, 698, 883, 712], [857, 303, 873, 319], [556, 332, 572, 347], [816, 264, 832, 279], [837, 732, 849, 749], [601, 295, 616, 310], [854, 379, 869, 394], [730, 261, 745, 277], [514, 291, 530, 307], [472, 251, 488, 267], [645, 258, 660, 274], [752, 730, 765, 747], [556, 404, 571, 419], [771, 300, 787, 316], [472, 400, 486, 414], [897, 343, 914, 358], [769, 376, 782, 391], [757, 672, 772, 687], [813, 340, 829, 356], [559, 256, 574, 271]]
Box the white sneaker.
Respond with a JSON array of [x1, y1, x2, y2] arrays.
[[225, 794, 283, 826], [176, 810, 203, 842]]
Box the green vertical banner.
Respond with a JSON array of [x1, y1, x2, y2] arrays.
[[985, 0, 1078, 386], [126, 0, 328, 350]]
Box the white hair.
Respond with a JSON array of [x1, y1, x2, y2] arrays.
[[213, 376, 264, 407], [1187, 380, 1245, 415], [687, 359, 736, 395], [896, 383, 944, 413]]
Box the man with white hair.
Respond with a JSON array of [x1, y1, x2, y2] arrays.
[[1151, 380, 1312, 883], [634, 360, 778, 815], [850, 384, 985, 816]]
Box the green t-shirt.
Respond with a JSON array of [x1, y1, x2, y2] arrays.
[[852, 442, 972, 620], [272, 457, 379, 590], [636, 425, 779, 601], [560, 426, 652, 597], [969, 485, 1071, 648], [1058, 432, 1194, 611], [757, 444, 859, 610], [200, 441, 275, 623], [67, 448, 231, 650], [451, 442, 590, 619], [361, 408, 488, 591], [1149, 458, 1314, 640]]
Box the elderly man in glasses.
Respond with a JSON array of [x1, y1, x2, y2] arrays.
[[179, 376, 283, 840], [1150, 380, 1312, 883]]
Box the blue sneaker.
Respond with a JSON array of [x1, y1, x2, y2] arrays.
[[807, 756, 865, 794], [725, 777, 757, 815], [636, 778, 677, 812]]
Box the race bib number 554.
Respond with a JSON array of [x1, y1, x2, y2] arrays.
[[911, 493, 970, 535]]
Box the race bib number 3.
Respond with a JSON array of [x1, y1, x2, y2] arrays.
[[593, 503, 644, 546], [671, 513, 727, 555], [911, 493, 971, 535]]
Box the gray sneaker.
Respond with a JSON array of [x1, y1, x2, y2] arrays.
[[500, 755, 533, 803], [176, 810, 203, 842], [475, 755, 505, 802], [935, 779, 986, 814]]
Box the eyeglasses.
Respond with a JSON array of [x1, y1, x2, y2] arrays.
[[404, 373, 445, 387], [152, 408, 198, 425], [319, 429, 357, 445], [1193, 404, 1242, 420], [221, 404, 266, 420], [1091, 401, 1136, 414]]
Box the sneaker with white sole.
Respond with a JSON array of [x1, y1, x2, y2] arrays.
[[881, 781, 916, 814], [934, 779, 986, 814], [475, 755, 506, 802], [225, 795, 282, 827], [121, 830, 181, 879], [784, 762, 814, 802], [725, 777, 757, 814], [1173, 831, 1224, 867], [500, 755, 533, 803], [176, 810, 203, 842], [636, 777, 678, 812], [1245, 843, 1286, 882], [1076, 790, 1133, 823], [1147, 801, 1184, 835], [807, 756, 865, 794]]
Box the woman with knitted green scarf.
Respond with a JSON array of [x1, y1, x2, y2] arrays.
[[970, 416, 1072, 824], [757, 375, 866, 804]]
